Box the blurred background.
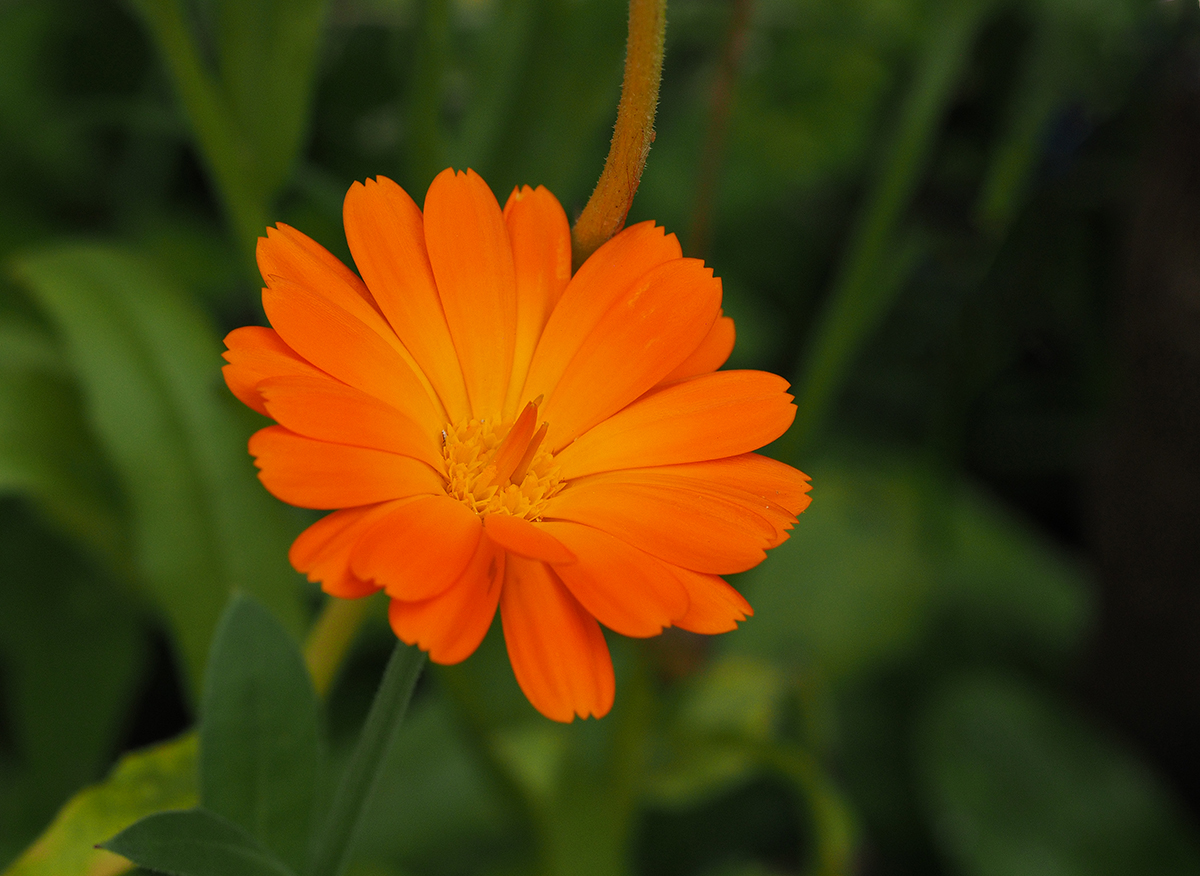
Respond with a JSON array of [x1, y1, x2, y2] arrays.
[[1, 0, 1199, 873]]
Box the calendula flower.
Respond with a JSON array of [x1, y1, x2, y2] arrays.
[[223, 168, 810, 721]]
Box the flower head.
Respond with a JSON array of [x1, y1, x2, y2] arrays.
[[223, 168, 810, 721]]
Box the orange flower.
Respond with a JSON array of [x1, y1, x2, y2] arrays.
[[223, 169, 810, 721]]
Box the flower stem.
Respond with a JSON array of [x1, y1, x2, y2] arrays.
[[571, 0, 668, 270], [306, 642, 427, 876]]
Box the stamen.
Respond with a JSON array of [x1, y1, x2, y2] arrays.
[[442, 402, 563, 521], [509, 422, 548, 485], [488, 401, 539, 487]]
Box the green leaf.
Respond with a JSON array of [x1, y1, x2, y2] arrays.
[[936, 485, 1091, 662], [211, 0, 329, 197], [124, 0, 329, 250], [200, 595, 320, 873], [0, 366, 125, 566], [730, 450, 1091, 680], [477, 0, 627, 200], [729, 453, 937, 679], [11, 243, 304, 697], [102, 808, 296, 876], [3, 733, 197, 876], [349, 694, 527, 874], [0, 503, 143, 865], [915, 674, 1200, 876]]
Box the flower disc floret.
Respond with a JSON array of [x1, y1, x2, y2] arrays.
[[442, 414, 563, 520]]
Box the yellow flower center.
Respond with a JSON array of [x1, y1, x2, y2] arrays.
[[442, 400, 563, 521]]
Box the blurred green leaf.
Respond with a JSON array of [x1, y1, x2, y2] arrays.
[[731, 450, 1090, 680], [11, 243, 304, 696], [211, 0, 329, 194], [476, 0, 627, 201], [3, 733, 196, 876], [349, 693, 521, 876], [787, 0, 989, 449], [0, 502, 143, 866], [102, 808, 295, 876], [935, 484, 1091, 662], [914, 674, 1200, 876], [200, 595, 320, 873], [645, 656, 787, 807], [125, 0, 328, 252], [0, 366, 124, 566], [729, 453, 936, 679]]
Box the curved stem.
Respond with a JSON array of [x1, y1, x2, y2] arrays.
[[571, 0, 668, 270], [306, 642, 427, 876]]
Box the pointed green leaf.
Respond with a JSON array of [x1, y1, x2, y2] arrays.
[[3, 734, 196, 876], [11, 243, 304, 696], [201, 595, 320, 872], [102, 808, 295, 876]]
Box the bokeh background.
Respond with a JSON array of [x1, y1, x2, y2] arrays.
[[2, 0, 1199, 873]]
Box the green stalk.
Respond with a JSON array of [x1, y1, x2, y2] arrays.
[[782, 0, 990, 458], [306, 642, 427, 876]]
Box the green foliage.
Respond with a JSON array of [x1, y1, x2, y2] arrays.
[[0, 503, 144, 864], [124, 0, 330, 252], [915, 674, 1200, 876], [99, 595, 331, 876], [4, 733, 197, 876], [200, 596, 320, 873], [733, 450, 1090, 680], [103, 808, 296, 876], [11, 245, 305, 696]]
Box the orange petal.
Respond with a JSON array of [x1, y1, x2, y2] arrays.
[[262, 276, 442, 435], [482, 514, 575, 564], [542, 258, 722, 449], [249, 426, 444, 509], [536, 521, 689, 637], [222, 326, 327, 416], [502, 185, 571, 419], [522, 221, 681, 407], [670, 568, 752, 634], [257, 223, 377, 313], [602, 455, 812, 544], [543, 479, 775, 574], [566, 458, 809, 548], [500, 555, 614, 721], [259, 374, 443, 472], [387, 533, 505, 664], [350, 494, 482, 601], [555, 371, 797, 478], [343, 177, 471, 422], [424, 168, 516, 420], [289, 504, 396, 598], [658, 314, 735, 385]]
